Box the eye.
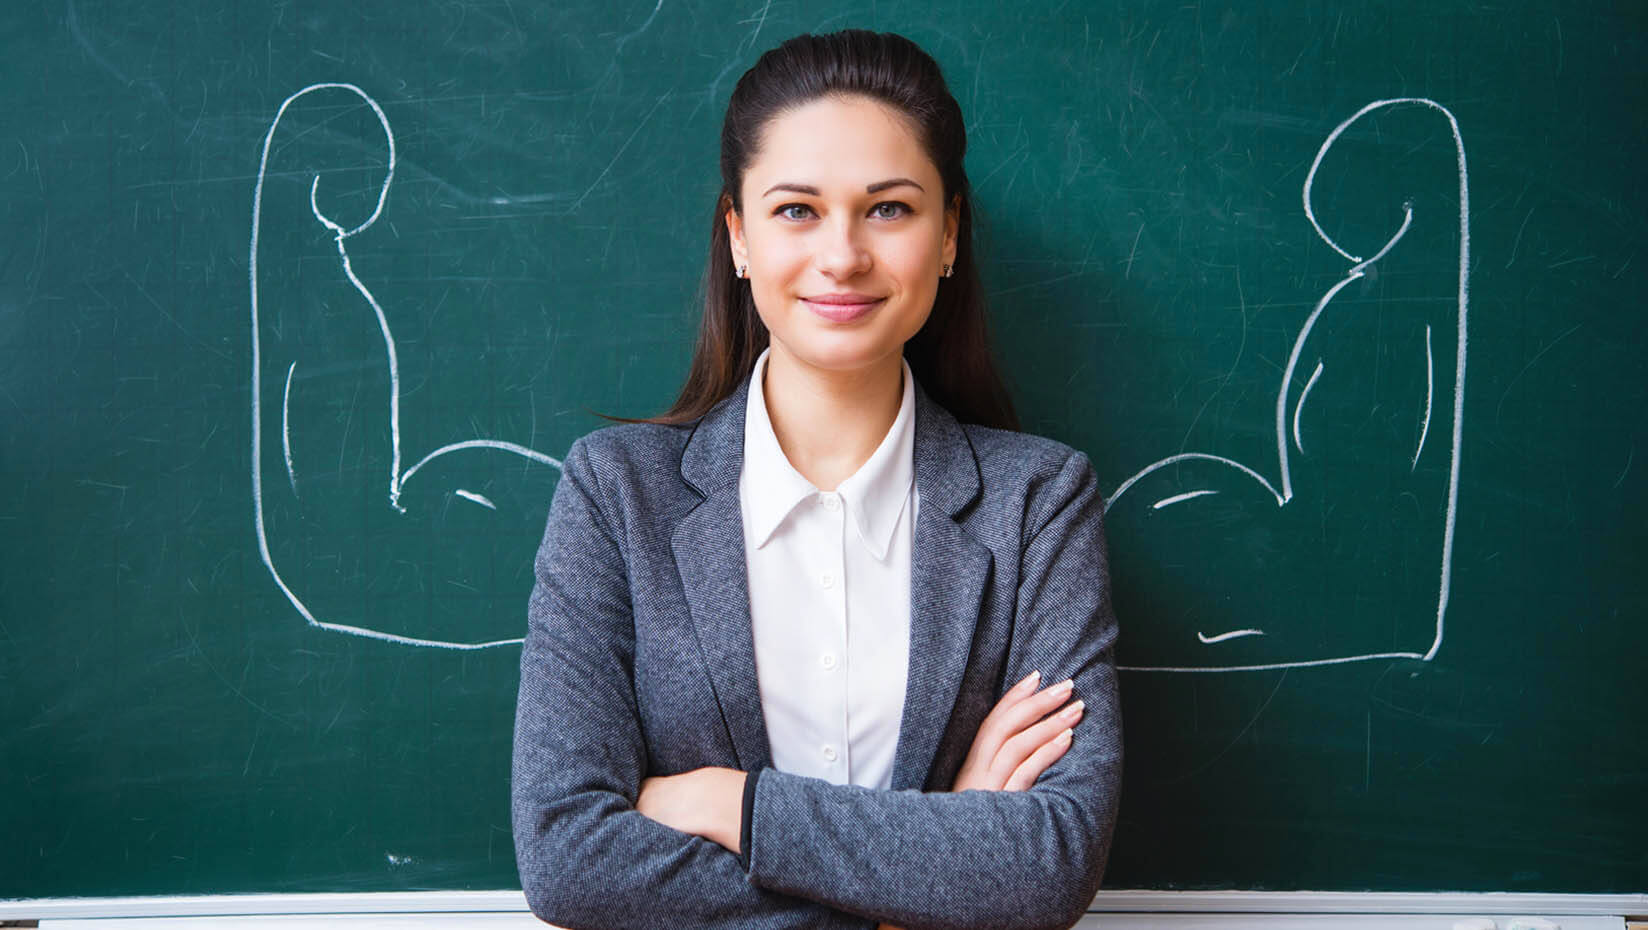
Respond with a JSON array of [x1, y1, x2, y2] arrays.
[[774, 203, 815, 221], [870, 201, 912, 220]]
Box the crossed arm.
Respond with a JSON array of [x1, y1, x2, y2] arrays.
[[511, 439, 1120, 929], [635, 670, 1089, 930], [634, 668, 1084, 856]]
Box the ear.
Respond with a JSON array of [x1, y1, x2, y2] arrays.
[[942, 194, 961, 267], [724, 200, 748, 267]]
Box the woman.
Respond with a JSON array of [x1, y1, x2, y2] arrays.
[[512, 30, 1121, 930]]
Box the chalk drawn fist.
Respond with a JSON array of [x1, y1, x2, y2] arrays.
[[250, 84, 561, 649], [1104, 100, 1470, 672]]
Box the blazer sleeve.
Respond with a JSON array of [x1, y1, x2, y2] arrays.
[[511, 436, 872, 930], [741, 449, 1123, 930]]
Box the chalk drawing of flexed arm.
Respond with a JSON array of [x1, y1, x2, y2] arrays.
[[1104, 99, 1469, 672], [250, 83, 562, 649]]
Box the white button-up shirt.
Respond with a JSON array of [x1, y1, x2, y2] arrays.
[[740, 347, 918, 790]]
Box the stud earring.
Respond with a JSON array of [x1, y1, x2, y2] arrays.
[[942, 262, 953, 278], [737, 264, 748, 279]]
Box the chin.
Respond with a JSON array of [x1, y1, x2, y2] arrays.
[[796, 345, 893, 373], [763, 296, 929, 371], [773, 330, 904, 375]]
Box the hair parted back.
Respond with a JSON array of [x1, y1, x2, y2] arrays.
[[623, 29, 1018, 431]]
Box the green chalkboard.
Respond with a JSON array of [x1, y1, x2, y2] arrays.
[[3, 0, 1643, 901]]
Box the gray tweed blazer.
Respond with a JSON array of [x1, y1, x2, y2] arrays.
[[512, 370, 1122, 930]]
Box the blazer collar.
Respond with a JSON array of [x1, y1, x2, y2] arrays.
[[672, 362, 992, 790]]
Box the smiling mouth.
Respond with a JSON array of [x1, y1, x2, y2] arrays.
[[802, 296, 884, 322]]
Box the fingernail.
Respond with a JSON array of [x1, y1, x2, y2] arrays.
[[1061, 700, 1085, 721], [1056, 728, 1073, 745], [1017, 670, 1041, 691], [1053, 677, 1075, 696]]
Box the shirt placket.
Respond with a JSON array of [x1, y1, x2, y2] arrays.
[[814, 490, 850, 782]]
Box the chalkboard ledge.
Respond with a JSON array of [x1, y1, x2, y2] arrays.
[[2, 891, 1643, 925]]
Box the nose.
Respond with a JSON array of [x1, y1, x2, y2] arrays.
[[815, 215, 872, 280]]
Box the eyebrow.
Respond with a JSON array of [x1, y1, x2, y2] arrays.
[[761, 178, 926, 198]]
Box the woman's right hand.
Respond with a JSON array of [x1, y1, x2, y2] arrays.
[[951, 670, 1083, 793]]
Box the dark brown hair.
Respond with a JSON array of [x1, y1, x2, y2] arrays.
[[618, 29, 1018, 430]]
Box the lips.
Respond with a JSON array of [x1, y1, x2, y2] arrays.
[[802, 294, 885, 323]]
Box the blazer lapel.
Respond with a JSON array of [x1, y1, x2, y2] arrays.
[[671, 370, 991, 788], [672, 377, 773, 774], [891, 382, 991, 790]]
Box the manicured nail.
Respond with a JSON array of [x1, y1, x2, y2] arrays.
[[1061, 700, 1085, 721], [1055, 728, 1073, 745], [1052, 677, 1075, 696], [1017, 670, 1041, 691]]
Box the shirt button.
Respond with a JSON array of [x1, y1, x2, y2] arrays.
[[821, 745, 838, 762], [820, 572, 835, 589], [820, 653, 837, 670], [820, 493, 841, 512]]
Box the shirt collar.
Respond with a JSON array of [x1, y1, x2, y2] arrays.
[[741, 347, 916, 560]]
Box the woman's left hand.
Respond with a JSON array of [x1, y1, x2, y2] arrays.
[[636, 766, 747, 854]]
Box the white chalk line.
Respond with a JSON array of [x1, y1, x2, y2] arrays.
[[1413, 324, 1433, 470], [1152, 489, 1219, 510], [1292, 361, 1324, 455], [1108, 98, 1469, 673], [1432, 96, 1469, 663], [250, 83, 567, 651], [401, 439, 562, 487], [1107, 453, 1284, 513], [1197, 629, 1266, 644], [282, 361, 298, 497], [1120, 650, 1428, 674], [455, 489, 497, 510], [324, 212, 405, 511], [1299, 98, 1471, 666], [1275, 204, 1413, 501]]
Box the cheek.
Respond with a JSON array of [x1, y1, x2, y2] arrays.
[[750, 241, 805, 304], [749, 228, 809, 274], [882, 229, 943, 283], [747, 236, 806, 326]]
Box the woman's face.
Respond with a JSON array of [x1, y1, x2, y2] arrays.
[[727, 94, 958, 378]]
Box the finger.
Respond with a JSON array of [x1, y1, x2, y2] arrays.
[[969, 679, 1075, 782], [1003, 727, 1073, 792], [980, 669, 1043, 726], [961, 676, 1075, 789], [982, 677, 1076, 749], [994, 698, 1083, 777], [965, 670, 1044, 764]]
